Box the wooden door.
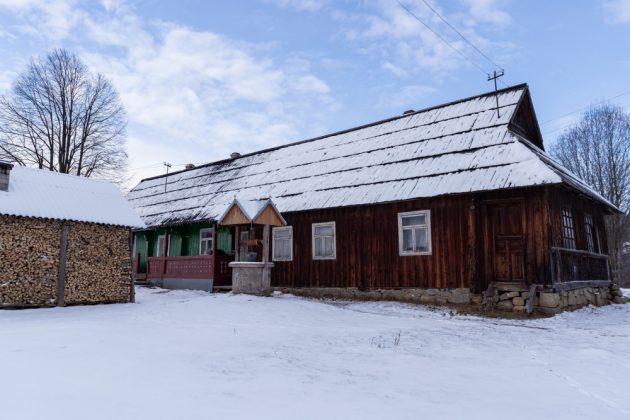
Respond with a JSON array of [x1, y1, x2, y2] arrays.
[[485, 201, 526, 284]]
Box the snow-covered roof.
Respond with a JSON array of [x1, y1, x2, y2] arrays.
[[0, 166, 145, 228], [128, 84, 615, 228]]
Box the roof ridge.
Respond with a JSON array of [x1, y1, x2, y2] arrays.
[[137, 83, 529, 183]]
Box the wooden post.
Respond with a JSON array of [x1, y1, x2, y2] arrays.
[[163, 228, 169, 276], [129, 231, 136, 303], [262, 224, 270, 290], [234, 226, 240, 262], [57, 222, 68, 307], [262, 224, 270, 264], [211, 222, 218, 282]]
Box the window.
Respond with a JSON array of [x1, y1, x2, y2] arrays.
[[199, 228, 214, 255], [156, 235, 168, 257], [398, 210, 432, 255], [272, 226, 293, 261], [584, 213, 594, 252], [561, 208, 576, 249], [312, 222, 336, 260]]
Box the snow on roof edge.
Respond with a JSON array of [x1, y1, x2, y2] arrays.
[[0, 166, 146, 228]]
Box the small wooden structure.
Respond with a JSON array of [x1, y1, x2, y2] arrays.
[[218, 199, 286, 294], [0, 163, 144, 308]]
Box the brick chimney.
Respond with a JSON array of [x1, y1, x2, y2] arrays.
[[0, 161, 13, 192]]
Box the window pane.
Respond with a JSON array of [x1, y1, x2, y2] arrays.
[[402, 214, 425, 227], [282, 240, 290, 258], [415, 227, 428, 252], [315, 225, 333, 236], [324, 237, 334, 257], [273, 239, 281, 259], [315, 237, 323, 256], [201, 230, 213, 239], [402, 229, 414, 251], [274, 229, 290, 239]]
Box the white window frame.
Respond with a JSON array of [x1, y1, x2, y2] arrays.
[[272, 226, 293, 261], [312, 222, 336, 260], [398, 210, 432, 256], [199, 228, 214, 256], [156, 234, 169, 257]]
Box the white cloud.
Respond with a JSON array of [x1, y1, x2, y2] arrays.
[[0, 0, 84, 39], [378, 84, 436, 108], [265, 0, 327, 12], [604, 0, 630, 23], [460, 0, 512, 27], [382, 62, 408, 78], [75, 5, 336, 184], [0, 0, 337, 185], [340, 0, 513, 98]]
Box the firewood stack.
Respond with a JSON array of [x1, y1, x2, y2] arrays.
[[0, 215, 132, 308], [64, 222, 132, 305], [0, 216, 59, 306]]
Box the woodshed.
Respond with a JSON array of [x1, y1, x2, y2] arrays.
[[0, 162, 145, 308]]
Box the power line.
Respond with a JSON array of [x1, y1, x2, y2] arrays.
[[540, 89, 630, 125], [542, 102, 630, 136], [418, 0, 503, 71], [395, 0, 489, 76]]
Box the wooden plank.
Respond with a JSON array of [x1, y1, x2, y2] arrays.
[[57, 222, 68, 307], [129, 231, 135, 303], [254, 205, 285, 227], [553, 280, 612, 292], [525, 283, 536, 314], [221, 205, 249, 225]]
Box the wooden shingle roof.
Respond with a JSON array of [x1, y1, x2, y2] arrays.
[[128, 84, 615, 228]]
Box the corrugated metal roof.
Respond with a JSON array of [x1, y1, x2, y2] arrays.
[[127, 84, 614, 228], [0, 166, 146, 228]]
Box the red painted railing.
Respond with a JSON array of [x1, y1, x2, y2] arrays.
[[147, 256, 214, 279]]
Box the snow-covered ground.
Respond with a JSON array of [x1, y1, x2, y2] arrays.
[[1, 288, 629, 420]]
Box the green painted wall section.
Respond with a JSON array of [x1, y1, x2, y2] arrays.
[[133, 222, 234, 273], [217, 226, 232, 254]]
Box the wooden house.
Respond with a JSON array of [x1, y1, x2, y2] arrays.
[[0, 162, 145, 308], [127, 84, 620, 313]]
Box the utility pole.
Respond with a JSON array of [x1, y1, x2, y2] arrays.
[[163, 162, 172, 193], [488, 69, 505, 119]]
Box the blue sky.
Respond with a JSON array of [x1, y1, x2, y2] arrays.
[[1, 0, 630, 185]]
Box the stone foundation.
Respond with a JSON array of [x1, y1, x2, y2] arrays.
[[273, 287, 474, 305], [273, 284, 629, 316]]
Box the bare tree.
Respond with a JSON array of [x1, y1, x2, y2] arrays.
[[550, 104, 630, 284], [0, 49, 127, 181]]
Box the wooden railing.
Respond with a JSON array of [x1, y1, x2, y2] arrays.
[[147, 256, 214, 279], [551, 247, 611, 283]]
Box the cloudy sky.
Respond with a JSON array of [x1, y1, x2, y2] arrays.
[[1, 0, 630, 186]]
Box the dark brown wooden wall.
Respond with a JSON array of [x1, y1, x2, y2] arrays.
[[547, 186, 609, 254], [474, 188, 549, 288], [271, 187, 556, 290]]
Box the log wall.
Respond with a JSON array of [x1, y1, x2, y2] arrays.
[[0, 215, 132, 307], [272, 194, 474, 289], [271, 187, 554, 290]]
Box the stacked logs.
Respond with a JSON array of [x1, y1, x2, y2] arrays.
[[0, 215, 132, 307], [64, 222, 132, 305], [0, 216, 59, 306]]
